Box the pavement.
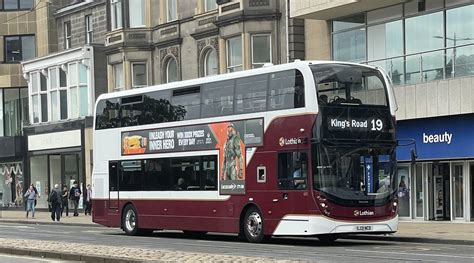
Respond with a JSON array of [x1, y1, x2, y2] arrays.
[[0, 209, 473, 262]]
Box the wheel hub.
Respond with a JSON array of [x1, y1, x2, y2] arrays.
[[125, 209, 136, 231], [246, 212, 262, 237]]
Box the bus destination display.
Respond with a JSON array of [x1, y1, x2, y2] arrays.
[[328, 117, 385, 132]]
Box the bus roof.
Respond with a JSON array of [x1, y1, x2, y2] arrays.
[[96, 60, 379, 102]]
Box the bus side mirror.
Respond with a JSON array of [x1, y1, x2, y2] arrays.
[[411, 148, 417, 165]]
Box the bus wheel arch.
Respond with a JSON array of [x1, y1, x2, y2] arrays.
[[239, 203, 266, 243]]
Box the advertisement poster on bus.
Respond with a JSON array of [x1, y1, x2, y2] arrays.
[[121, 118, 263, 195]]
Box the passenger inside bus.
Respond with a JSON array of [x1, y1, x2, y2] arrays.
[[175, 178, 186, 190]]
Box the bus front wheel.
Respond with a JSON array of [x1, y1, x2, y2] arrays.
[[122, 204, 142, 236], [242, 206, 265, 243]]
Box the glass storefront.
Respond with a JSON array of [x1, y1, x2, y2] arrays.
[[398, 161, 473, 222], [28, 153, 83, 209], [30, 155, 48, 208], [0, 162, 24, 207], [397, 166, 410, 217]]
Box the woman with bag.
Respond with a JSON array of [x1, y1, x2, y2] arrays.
[[24, 185, 37, 218]]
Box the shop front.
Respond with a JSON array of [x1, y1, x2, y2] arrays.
[[397, 114, 474, 222], [25, 122, 92, 209], [0, 137, 26, 208]]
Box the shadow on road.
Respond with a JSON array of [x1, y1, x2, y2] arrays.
[[105, 230, 390, 248]]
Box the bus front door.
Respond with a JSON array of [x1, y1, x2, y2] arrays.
[[272, 151, 310, 235], [108, 161, 120, 211]]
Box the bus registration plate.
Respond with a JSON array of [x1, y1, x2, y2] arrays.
[[355, 225, 373, 231]]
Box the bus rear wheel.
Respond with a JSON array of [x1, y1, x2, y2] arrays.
[[122, 204, 149, 236], [242, 206, 265, 243]]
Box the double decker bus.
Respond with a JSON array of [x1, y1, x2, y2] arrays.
[[92, 60, 398, 243]]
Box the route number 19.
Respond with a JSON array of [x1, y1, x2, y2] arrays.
[[371, 119, 383, 131]]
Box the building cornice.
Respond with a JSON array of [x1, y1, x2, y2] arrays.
[[103, 44, 154, 55], [190, 28, 220, 40], [54, 0, 105, 18], [214, 10, 281, 27], [154, 37, 183, 49]]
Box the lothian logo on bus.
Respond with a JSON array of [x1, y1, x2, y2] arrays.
[[279, 137, 301, 147], [354, 210, 375, 216]]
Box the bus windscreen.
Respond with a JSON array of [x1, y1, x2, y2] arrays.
[[311, 64, 388, 107]]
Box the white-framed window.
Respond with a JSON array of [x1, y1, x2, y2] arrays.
[[129, 0, 145, 27], [167, 0, 177, 22], [251, 34, 272, 68], [64, 21, 71, 49], [110, 0, 123, 30], [59, 67, 68, 120], [204, 0, 217, 12], [49, 67, 59, 122], [69, 62, 89, 118], [202, 48, 218, 77], [30, 72, 40, 123], [132, 62, 147, 88], [30, 71, 48, 123], [226, 36, 242, 73], [165, 57, 178, 83], [113, 63, 124, 91], [85, 15, 93, 44]]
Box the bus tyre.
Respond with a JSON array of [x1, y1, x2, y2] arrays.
[[122, 204, 140, 236], [242, 207, 264, 243], [318, 234, 338, 243]]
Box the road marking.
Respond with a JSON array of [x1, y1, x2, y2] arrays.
[[346, 249, 474, 259]]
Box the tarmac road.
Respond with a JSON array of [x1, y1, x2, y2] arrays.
[[0, 222, 473, 262]]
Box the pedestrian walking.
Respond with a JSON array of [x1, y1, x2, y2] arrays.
[[24, 185, 37, 218], [69, 181, 81, 216], [61, 185, 69, 217], [84, 184, 92, 216], [48, 184, 62, 222]]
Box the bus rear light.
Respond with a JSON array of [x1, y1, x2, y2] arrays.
[[320, 203, 327, 208], [393, 201, 397, 207]]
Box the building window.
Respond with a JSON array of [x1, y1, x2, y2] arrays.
[[64, 22, 72, 49], [202, 48, 218, 77], [167, 0, 177, 22], [3, 0, 34, 10], [31, 72, 48, 123], [4, 35, 35, 62], [129, 0, 145, 27], [59, 68, 68, 120], [113, 63, 124, 91], [165, 57, 178, 83], [251, 34, 272, 68], [132, 63, 147, 88], [226, 36, 242, 73], [85, 15, 93, 44], [49, 68, 60, 122], [3, 88, 28, 136], [204, 0, 217, 12], [111, 0, 123, 30]]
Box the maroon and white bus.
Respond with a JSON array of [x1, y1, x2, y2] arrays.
[[92, 60, 399, 243]]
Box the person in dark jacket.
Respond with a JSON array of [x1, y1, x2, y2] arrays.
[[69, 181, 81, 216], [84, 184, 92, 216], [61, 185, 69, 217], [48, 184, 62, 222]]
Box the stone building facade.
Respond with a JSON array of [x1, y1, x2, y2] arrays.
[[104, 0, 305, 91], [20, 0, 108, 209], [0, 0, 58, 207]]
